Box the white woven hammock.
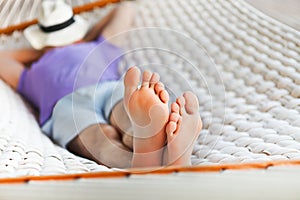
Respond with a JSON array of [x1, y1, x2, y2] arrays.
[[0, 0, 299, 179]]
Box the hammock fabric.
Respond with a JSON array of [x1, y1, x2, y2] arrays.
[[0, 0, 300, 183]]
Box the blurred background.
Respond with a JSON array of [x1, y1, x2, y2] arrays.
[[245, 0, 300, 31]]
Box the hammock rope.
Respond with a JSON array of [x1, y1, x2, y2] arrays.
[[0, 0, 299, 183]]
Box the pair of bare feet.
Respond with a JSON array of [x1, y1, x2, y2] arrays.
[[123, 67, 202, 167]]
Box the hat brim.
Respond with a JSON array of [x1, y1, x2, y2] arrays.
[[24, 16, 89, 50]]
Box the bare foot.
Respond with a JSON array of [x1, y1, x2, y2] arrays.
[[165, 91, 202, 166], [124, 67, 169, 167]]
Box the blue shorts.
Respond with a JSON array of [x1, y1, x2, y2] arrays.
[[42, 80, 124, 147]]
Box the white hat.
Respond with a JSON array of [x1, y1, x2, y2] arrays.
[[24, 0, 89, 50]]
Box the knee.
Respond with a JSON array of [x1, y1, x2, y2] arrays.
[[122, 133, 133, 150], [99, 124, 120, 140]]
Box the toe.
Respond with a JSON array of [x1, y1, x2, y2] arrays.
[[169, 112, 180, 122], [149, 72, 160, 88], [154, 82, 169, 103], [166, 121, 177, 136], [183, 91, 199, 115], [141, 70, 152, 88], [166, 105, 181, 137], [171, 102, 180, 113], [154, 82, 164, 94], [124, 67, 141, 88], [176, 96, 186, 115], [124, 66, 141, 106], [159, 90, 169, 103]]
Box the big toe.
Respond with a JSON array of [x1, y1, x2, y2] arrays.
[[124, 67, 141, 104], [183, 91, 199, 115], [124, 66, 141, 88]]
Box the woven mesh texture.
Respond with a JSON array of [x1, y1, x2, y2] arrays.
[[0, 0, 299, 177], [122, 0, 300, 165]]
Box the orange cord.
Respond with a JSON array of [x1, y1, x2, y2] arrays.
[[0, 160, 300, 184]]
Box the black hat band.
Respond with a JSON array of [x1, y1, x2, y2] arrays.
[[39, 16, 75, 33]]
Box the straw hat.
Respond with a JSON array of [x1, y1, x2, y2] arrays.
[[24, 0, 89, 50]]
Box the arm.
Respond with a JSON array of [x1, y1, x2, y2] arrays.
[[100, 2, 136, 45], [0, 48, 43, 89], [83, 2, 136, 43], [0, 48, 43, 64], [82, 7, 118, 42]]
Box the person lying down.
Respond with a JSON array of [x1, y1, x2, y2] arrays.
[[0, 0, 202, 168]]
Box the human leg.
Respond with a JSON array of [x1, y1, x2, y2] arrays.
[[0, 55, 24, 89], [64, 67, 202, 168], [67, 66, 170, 168], [109, 100, 134, 150], [0, 49, 43, 89], [67, 123, 132, 168], [47, 81, 132, 168], [101, 1, 136, 46]]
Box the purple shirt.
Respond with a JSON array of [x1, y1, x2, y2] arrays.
[[17, 35, 123, 125]]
